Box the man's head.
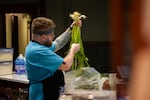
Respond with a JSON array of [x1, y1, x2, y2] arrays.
[[31, 17, 56, 47]]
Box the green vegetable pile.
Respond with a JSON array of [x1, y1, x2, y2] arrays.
[[64, 67, 101, 91], [69, 11, 90, 70]]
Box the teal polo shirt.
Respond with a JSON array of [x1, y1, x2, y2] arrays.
[[25, 41, 64, 100]]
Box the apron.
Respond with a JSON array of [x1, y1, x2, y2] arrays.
[[42, 70, 65, 100]]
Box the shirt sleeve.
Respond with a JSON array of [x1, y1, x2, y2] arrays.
[[33, 47, 64, 72], [49, 42, 56, 51]]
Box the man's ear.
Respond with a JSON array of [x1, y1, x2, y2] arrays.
[[41, 34, 46, 40]]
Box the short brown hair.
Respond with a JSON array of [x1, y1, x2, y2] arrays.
[[31, 17, 56, 35]]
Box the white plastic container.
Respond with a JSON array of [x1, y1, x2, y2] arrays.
[[0, 48, 13, 62], [0, 61, 13, 75]]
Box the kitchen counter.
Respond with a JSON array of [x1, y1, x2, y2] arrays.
[[0, 74, 29, 100], [59, 90, 116, 100], [0, 74, 119, 100], [0, 74, 29, 84]]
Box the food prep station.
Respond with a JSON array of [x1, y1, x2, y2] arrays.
[[0, 73, 117, 100], [0, 48, 117, 100]]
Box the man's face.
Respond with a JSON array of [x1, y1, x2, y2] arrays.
[[42, 33, 55, 47]]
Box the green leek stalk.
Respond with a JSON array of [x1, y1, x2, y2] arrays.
[[69, 11, 89, 70]]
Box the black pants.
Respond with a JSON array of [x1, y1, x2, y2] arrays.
[[42, 70, 65, 100]]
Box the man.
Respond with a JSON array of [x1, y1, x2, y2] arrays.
[[25, 17, 80, 100]]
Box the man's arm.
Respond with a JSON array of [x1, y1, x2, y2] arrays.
[[53, 21, 81, 52], [54, 27, 72, 52], [59, 43, 80, 71]]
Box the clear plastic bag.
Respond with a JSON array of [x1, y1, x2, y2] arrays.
[[64, 67, 101, 92]]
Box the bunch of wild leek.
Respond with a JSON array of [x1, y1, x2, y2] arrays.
[[69, 11, 89, 70]]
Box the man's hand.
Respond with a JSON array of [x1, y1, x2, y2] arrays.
[[70, 43, 80, 54], [70, 20, 82, 28]]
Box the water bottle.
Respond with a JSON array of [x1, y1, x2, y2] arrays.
[[15, 54, 26, 74]]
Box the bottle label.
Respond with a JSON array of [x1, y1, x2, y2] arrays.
[[15, 65, 20, 74], [19, 65, 26, 74]]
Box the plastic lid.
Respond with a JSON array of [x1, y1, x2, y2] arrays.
[[18, 54, 24, 59]]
